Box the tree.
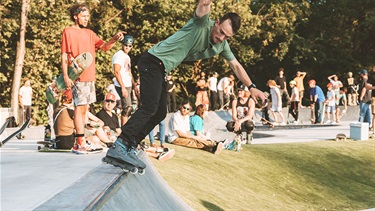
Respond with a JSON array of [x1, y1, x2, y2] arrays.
[[10, 0, 31, 124]]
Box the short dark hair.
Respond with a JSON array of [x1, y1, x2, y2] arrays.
[[219, 13, 241, 34], [69, 3, 89, 22]]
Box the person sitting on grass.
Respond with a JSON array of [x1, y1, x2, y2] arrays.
[[190, 104, 212, 141], [167, 101, 223, 154], [226, 84, 255, 144]]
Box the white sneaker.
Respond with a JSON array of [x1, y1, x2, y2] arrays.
[[293, 121, 299, 125], [280, 122, 286, 126], [331, 121, 337, 125], [325, 120, 331, 124]]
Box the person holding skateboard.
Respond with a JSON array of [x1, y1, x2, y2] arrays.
[[103, 0, 266, 171], [61, 3, 125, 154]]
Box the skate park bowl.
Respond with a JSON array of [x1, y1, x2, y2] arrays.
[[34, 151, 192, 210]]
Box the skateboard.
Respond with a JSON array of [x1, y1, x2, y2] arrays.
[[260, 118, 274, 128], [139, 142, 175, 162], [36, 140, 71, 152], [335, 133, 347, 142], [46, 52, 93, 104], [0, 118, 30, 148], [0, 117, 11, 136]]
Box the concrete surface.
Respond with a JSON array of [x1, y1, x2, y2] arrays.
[[0, 106, 367, 210]]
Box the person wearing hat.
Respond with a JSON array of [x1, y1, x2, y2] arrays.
[[104, 0, 266, 169], [112, 35, 138, 126], [358, 69, 371, 125], [288, 80, 299, 123], [53, 90, 75, 149], [61, 3, 125, 154], [308, 79, 326, 124], [96, 93, 121, 136], [226, 84, 256, 144], [207, 72, 219, 110]]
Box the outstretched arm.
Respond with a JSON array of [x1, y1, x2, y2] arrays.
[[229, 58, 266, 103], [100, 31, 126, 52], [196, 0, 212, 18]]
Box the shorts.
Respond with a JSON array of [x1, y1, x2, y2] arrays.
[[271, 104, 282, 112], [115, 86, 132, 108], [55, 134, 75, 149], [73, 81, 96, 106], [326, 105, 336, 113]]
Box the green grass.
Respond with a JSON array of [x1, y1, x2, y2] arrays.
[[150, 140, 375, 210]]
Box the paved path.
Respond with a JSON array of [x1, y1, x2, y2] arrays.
[[0, 106, 365, 210]]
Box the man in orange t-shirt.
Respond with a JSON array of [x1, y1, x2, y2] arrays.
[[61, 2, 125, 154]]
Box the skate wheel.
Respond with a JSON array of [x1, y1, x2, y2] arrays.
[[138, 168, 145, 175], [129, 167, 138, 174], [122, 168, 129, 173]]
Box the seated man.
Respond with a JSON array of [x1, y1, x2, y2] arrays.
[[226, 85, 255, 144], [167, 101, 223, 154], [96, 93, 122, 140]]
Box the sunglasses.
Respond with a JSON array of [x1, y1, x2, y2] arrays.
[[105, 100, 116, 103], [182, 106, 190, 111], [124, 44, 133, 48]]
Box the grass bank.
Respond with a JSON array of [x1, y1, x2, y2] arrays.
[[151, 140, 375, 210]]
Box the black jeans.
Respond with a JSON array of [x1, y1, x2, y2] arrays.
[[119, 52, 167, 147], [209, 90, 218, 110]]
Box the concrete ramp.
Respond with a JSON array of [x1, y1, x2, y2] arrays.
[[95, 153, 192, 211], [35, 152, 192, 211]]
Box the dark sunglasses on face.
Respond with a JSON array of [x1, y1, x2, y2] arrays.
[[124, 44, 133, 48], [105, 100, 116, 103], [182, 106, 190, 111]]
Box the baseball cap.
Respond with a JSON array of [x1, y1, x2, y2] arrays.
[[238, 84, 249, 91], [289, 80, 296, 85], [122, 35, 134, 45], [62, 89, 73, 100], [327, 83, 333, 88], [361, 69, 368, 75], [105, 93, 116, 101], [213, 72, 218, 75]]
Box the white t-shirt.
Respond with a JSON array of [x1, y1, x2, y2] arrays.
[[327, 90, 336, 106], [217, 77, 229, 91], [270, 86, 281, 112], [291, 87, 299, 102], [329, 79, 342, 92], [112, 50, 132, 88], [19, 86, 32, 106], [208, 76, 218, 91], [167, 110, 190, 142]]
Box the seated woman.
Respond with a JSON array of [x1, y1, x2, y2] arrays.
[[226, 85, 256, 144], [190, 104, 212, 141]]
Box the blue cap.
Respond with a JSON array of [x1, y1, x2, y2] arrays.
[[122, 35, 134, 45], [361, 69, 368, 75]]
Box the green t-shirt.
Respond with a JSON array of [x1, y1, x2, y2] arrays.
[[148, 13, 235, 73]]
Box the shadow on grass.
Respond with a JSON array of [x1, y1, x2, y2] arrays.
[[201, 200, 225, 211]]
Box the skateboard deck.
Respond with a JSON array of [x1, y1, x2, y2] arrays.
[[46, 52, 93, 104], [260, 118, 274, 128], [0, 117, 11, 136], [38, 148, 72, 153], [0, 118, 30, 148]]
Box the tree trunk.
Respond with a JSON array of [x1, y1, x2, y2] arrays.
[[11, 0, 31, 125]]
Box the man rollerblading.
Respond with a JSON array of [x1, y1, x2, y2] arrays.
[[103, 138, 146, 174]]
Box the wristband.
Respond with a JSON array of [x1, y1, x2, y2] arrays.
[[248, 83, 256, 90]]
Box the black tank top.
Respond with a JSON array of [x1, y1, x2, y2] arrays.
[[236, 97, 250, 119]]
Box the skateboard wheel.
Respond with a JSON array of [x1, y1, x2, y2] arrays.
[[138, 168, 145, 175], [129, 167, 138, 174]]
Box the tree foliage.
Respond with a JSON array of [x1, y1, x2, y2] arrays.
[[1, 0, 374, 124]]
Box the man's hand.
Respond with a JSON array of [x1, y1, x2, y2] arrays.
[[249, 88, 266, 104], [112, 31, 126, 43], [63, 75, 74, 89], [234, 120, 241, 132]]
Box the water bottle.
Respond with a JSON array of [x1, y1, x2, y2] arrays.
[[44, 125, 51, 142]]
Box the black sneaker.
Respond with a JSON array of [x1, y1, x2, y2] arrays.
[[213, 142, 224, 155]]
